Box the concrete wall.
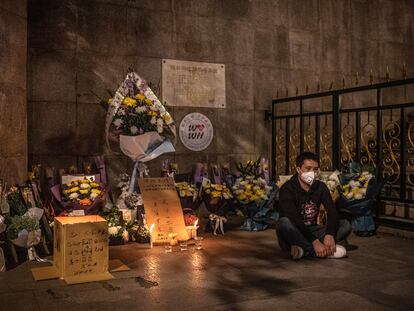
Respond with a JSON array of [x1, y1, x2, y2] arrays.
[[27, 0, 414, 183], [0, 1, 27, 185]]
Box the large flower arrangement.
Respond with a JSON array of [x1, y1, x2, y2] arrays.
[[62, 179, 104, 206], [110, 93, 173, 137], [232, 176, 272, 204]]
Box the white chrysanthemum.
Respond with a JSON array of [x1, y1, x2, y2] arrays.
[[354, 192, 363, 200], [157, 117, 164, 126], [90, 192, 98, 200], [150, 105, 158, 111], [80, 183, 90, 189], [130, 126, 138, 135], [136, 106, 147, 113], [150, 116, 157, 125], [108, 226, 119, 236], [117, 108, 126, 116], [345, 192, 354, 200], [360, 188, 367, 195], [69, 192, 79, 200], [326, 180, 337, 191], [113, 118, 123, 128], [265, 185, 273, 191]]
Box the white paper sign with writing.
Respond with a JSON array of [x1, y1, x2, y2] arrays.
[[162, 59, 226, 108], [179, 113, 214, 151]]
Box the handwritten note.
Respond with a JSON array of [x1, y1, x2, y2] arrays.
[[138, 177, 188, 243], [54, 216, 109, 279]]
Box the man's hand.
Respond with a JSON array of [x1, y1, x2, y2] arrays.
[[312, 239, 327, 257], [323, 234, 336, 256]]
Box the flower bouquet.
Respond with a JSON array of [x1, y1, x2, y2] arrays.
[[53, 178, 105, 215], [175, 182, 200, 210], [232, 176, 272, 205], [336, 163, 382, 236], [127, 222, 150, 243], [103, 206, 128, 245], [202, 181, 232, 203], [232, 159, 277, 231], [6, 207, 46, 261], [105, 72, 176, 192]]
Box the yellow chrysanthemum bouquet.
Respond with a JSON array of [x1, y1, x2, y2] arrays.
[[232, 159, 272, 205], [340, 171, 373, 200], [175, 182, 198, 201], [62, 178, 104, 207], [110, 92, 174, 137], [202, 181, 233, 205], [232, 175, 272, 205], [175, 181, 202, 210]]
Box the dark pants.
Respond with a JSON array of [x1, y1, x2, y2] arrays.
[[275, 217, 352, 257]]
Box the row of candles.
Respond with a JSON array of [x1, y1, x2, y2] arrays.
[[148, 220, 200, 249]]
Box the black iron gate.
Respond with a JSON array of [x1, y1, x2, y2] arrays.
[[271, 77, 414, 230]]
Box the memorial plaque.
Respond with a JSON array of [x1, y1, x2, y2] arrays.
[[138, 177, 188, 243], [162, 59, 226, 108]]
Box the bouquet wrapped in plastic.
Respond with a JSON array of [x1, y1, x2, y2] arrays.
[[105, 72, 176, 192], [51, 177, 105, 215], [6, 207, 47, 261], [175, 182, 200, 210]]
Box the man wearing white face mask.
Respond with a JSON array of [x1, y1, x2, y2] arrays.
[[276, 152, 352, 260]]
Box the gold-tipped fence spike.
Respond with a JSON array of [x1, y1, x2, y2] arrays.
[[386, 66, 390, 82], [369, 69, 374, 84], [355, 72, 359, 85]]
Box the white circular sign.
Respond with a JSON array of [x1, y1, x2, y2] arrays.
[[179, 113, 214, 151]]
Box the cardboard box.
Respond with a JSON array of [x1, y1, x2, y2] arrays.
[[32, 215, 113, 284]]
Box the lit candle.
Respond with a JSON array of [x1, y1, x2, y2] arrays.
[[193, 219, 199, 239], [149, 223, 155, 248]]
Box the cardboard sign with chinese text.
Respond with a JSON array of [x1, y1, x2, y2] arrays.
[[138, 177, 188, 244], [32, 216, 113, 284]]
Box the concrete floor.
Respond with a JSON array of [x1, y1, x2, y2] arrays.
[[0, 230, 413, 311]]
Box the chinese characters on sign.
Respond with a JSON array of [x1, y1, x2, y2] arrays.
[[53, 216, 112, 284], [162, 59, 226, 108], [138, 177, 188, 243]]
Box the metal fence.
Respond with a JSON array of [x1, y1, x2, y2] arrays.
[[271, 77, 414, 230]]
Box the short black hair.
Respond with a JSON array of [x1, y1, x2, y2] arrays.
[[295, 152, 320, 167]]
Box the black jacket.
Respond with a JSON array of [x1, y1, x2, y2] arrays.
[[279, 174, 338, 242]]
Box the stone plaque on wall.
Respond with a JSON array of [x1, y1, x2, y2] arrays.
[[162, 59, 226, 108]]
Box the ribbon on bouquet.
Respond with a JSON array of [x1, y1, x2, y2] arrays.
[[105, 72, 176, 151], [128, 161, 149, 193], [209, 214, 227, 236], [28, 246, 52, 263]]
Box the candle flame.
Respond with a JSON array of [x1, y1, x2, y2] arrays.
[[149, 223, 155, 233], [194, 219, 199, 228]]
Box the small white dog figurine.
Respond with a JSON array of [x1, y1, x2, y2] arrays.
[[209, 214, 227, 235]]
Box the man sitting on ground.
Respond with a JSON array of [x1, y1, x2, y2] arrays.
[[276, 152, 352, 260]]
